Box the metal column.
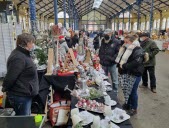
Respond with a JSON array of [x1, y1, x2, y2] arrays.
[[68, 0, 71, 27], [137, 0, 141, 30], [74, 9, 76, 30], [114, 17, 116, 31], [149, 0, 154, 35], [54, 0, 58, 25], [29, 0, 37, 34], [76, 17, 79, 30], [122, 12, 124, 31], [145, 15, 147, 31], [128, 9, 131, 31], [63, 0, 66, 28], [159, 11, 162, 32], [117, 15, 119, 31]]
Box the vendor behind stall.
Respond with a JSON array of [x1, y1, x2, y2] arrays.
[[2, 33, 39, 116]]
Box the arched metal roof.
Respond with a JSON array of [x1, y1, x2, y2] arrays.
[[15, 0, 169, 19]]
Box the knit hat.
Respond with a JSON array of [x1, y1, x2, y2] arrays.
[[104, 28, 112, 34], [59, 35, 65, 40], [139, 32, 150, 37]]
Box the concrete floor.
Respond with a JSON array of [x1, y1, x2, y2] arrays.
[[0, 52, 169, 128]]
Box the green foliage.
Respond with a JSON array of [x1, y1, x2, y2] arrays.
[[34, 49, 47, 65]]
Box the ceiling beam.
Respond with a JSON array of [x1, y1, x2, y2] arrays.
[[36, 1, 53, 12], [77, 0, 92, 14], [96, 8, 111, 17], [158, 0, 169, 7], [96, 9, 110, 17], [101, 2, 118, 13], [121, 0, 146, 16], [81, 9, 94, 17]]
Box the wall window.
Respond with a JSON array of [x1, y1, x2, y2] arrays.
[[157, 19, 160, 29], [141, 22, 145, 30], [153, 20, 157, 29], [58, 12, 69, 18], [119, 22, 123, 30], [167, 17, 169, 28], [162, 18, 166, 30], [126, 22, 131, 31], [119, 12, 132, 18], [133, 22, 137, 30], [146, 21, 149, 30]]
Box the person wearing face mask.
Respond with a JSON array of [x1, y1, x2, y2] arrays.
[[139, 32, 159, 93], [99, 28, 121, 95], [2, 33, 39, 115], [116, 35, 144, 116]]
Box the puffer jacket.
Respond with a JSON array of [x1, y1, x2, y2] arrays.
[[99, 37, 121, 66], [118, 47, 145, 76], [2, 46, 39, 97]]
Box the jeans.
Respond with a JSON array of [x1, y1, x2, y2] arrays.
[[127, 76, 141, 110], [142, 66, 156, 89], [8, 94, 32, 116], [102, 64, 119, 94]]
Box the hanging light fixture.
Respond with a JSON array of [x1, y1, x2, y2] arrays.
[[92, 0, 103, 9]]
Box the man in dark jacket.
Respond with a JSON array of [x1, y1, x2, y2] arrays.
[[99, 28, 121, 95], [93, 34, 100, 51], [139, 32, 159, 93], [2, 33, 39, 115], [72, 33, 79, 47]]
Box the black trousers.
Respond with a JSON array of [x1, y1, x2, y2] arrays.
[[142, 66, 156, 89]]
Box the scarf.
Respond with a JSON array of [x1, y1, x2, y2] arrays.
[[115, 44, 137, 68]]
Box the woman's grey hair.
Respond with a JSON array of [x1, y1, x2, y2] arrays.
[[16, 33, 35, 47]]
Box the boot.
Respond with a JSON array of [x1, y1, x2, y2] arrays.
[[127, 109, 137, 116], [151, 88, 157, 93]]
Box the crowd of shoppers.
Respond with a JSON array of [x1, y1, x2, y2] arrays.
[[98, 29, 159, 116], [1, 28, 159, 117]]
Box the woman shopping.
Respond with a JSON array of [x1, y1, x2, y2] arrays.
[[2, 33, 39, 115], [115, 34, 145, 116]]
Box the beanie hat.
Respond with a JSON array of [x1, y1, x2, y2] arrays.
[[104, 28, 112, 34], [139, 32, 150, 37]]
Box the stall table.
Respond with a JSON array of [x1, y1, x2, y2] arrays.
[[67, 87, 133, 128]]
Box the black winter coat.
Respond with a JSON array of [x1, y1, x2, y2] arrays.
[[93, 36, 100, 50], [118, 47, 145, 76], [72, 35, 79, 47], [99, 37, 121, 66], [2, 46, 39, 97], [65, 37, 72, 48]]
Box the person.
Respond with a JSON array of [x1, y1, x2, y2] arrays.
[[65, 32, 72, 48], [116, 34, 145, 116], [72, 33, 79, 47], [58, 35, 69, 61], [139, 32, 159, 93], [93, 34, 100, 51], [2, 33, 39, 115], [99, 28, 121, 95]]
